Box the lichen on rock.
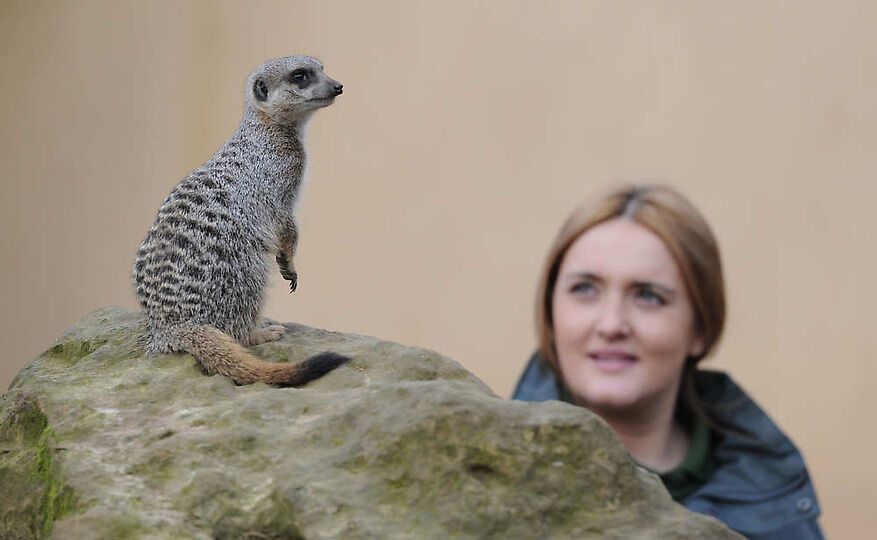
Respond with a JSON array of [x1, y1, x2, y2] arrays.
[[0, 307, 741, 539]]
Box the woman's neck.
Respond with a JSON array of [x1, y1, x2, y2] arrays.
[[591, 397, 689, 473]]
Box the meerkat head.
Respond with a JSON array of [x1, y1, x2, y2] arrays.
[[246, 56, 343, 125]]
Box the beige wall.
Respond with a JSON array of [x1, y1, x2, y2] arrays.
[[2, 0, 875, 535]]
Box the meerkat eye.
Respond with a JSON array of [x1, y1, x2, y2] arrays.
[[289, 69, 312, 84]]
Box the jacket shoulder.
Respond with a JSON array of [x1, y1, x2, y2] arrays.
[[686, 371, 824, 539]]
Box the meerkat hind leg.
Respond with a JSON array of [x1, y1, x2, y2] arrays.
[[246, 325, 287, 346]]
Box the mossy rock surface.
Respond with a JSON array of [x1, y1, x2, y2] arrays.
[[1, 307, 741, 539]]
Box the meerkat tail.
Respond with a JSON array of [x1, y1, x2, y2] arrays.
[[175, 325, 350, 386]]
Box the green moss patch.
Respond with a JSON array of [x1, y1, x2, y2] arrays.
[[0, 396, 76, 539], [43, 338, 107, 366]]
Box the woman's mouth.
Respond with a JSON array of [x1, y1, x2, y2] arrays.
[[588, 350, 638, 373]]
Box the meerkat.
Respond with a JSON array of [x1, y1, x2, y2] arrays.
[[133, 55, 348, 386]]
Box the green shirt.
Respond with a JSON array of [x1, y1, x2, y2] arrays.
[[654, 416, 716, 501]]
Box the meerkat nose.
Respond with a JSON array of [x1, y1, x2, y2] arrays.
[[333, 84, 343, 96]]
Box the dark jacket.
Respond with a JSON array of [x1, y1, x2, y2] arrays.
[[513, 355, 824, 540]]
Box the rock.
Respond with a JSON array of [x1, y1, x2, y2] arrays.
[[1, 307, 741, 539]]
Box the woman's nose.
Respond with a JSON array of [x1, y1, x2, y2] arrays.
[[594, 296, 630, 339]]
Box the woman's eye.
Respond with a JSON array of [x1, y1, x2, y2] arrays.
[[635, 288, 666, 306], [570, 282, 597, 296]]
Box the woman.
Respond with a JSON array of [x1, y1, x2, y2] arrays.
[[512, 185, 823, 539]]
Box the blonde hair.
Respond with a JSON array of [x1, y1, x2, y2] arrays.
[[536, 184, 726, 377]]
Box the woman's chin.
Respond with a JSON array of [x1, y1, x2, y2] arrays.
[[577, 370, 642, 401], [573, 386, 643, 413]]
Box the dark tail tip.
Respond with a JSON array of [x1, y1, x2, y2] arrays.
[[281, 351, 351, 387]]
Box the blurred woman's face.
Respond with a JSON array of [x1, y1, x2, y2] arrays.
[[551, 218, 703, 417]]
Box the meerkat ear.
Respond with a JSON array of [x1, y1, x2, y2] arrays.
[[253, 78, 269, 102]]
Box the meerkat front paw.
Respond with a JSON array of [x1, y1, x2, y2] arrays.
[[247, 325, 287, 346], [287, 271, 298, 293], [276, 251, 298, 292]]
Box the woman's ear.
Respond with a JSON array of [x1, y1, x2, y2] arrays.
[[688, 335, 706, 358]]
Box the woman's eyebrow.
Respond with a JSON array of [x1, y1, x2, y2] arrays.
[[561, 271, 602, 282]]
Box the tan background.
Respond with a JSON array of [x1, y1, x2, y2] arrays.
[[2, 0, 874, 536]]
